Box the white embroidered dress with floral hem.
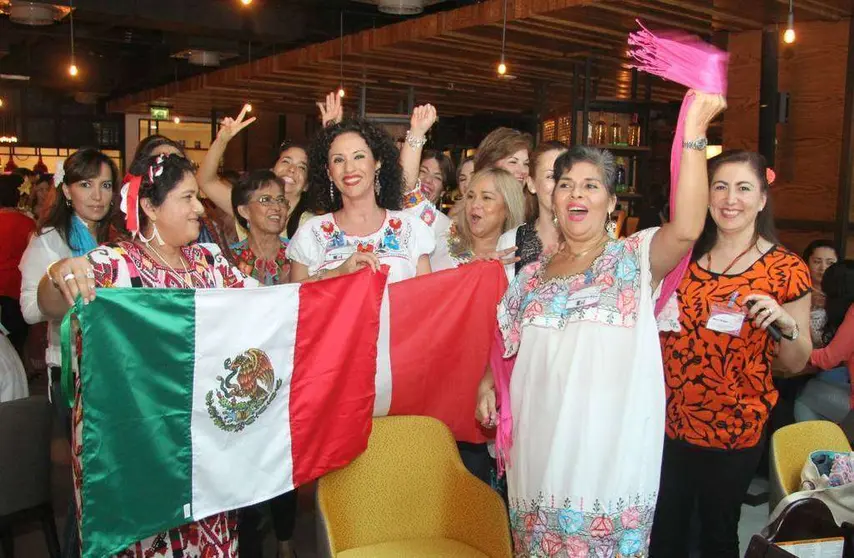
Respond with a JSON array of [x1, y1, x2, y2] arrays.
[[498, 227, 664, 558]]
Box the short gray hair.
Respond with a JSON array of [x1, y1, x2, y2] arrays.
[[552, 146, 617, 195]]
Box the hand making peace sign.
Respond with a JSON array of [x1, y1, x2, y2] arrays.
[[216, 104, 256, 143]]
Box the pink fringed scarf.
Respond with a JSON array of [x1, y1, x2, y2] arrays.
[[628, 21, 729, 315], [491, 325, 515, 476]]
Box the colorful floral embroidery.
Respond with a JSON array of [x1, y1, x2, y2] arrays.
[[445, 225, 474, 264], [231, 238, 289, 286], [309, 214, 412, 268], [510, 494, 656, 558], [420, 205, 436, 226], [498, 229, 655, 357], [404, 186, 428, 208]]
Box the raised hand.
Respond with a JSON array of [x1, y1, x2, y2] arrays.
[[317, 92, 344, 128], [684, 90, 726, 137], [409, 104, 437, 138], [217, 104, 256, 143]]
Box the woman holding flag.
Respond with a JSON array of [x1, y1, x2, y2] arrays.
[[45, 153, 257, 557], [478, 92, 725, 557]]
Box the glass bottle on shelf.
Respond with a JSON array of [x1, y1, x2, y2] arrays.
[[593, 112, 608, 145], [628, 114, 642, 147], [615, 159, 627, 193], [609, 114, 623, 145]]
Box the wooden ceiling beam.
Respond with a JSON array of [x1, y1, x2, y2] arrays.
[[590, 2, 713, 35]]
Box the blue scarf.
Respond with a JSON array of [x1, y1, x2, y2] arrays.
[[68, 214, 97, 257]]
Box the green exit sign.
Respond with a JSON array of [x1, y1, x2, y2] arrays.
[[150, 107, 170, 120]]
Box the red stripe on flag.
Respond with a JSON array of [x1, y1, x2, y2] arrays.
[[388, 261, 507, 443], [289, 268, 387, 485]]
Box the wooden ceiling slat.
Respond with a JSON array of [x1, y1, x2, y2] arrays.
[[107, 0, 845, 118]]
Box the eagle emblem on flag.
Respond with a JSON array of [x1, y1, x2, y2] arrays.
[[206, 348, 283, 432]]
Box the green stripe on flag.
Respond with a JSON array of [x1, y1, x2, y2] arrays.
[[76, 288, 196, 558]]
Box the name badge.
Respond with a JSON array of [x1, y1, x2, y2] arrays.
[[567, 286, 601, 310], [706, 302, 745, 336]]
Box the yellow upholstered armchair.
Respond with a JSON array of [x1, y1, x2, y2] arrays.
[[317, 416, 512, 557], [769, 420, 852, 511]]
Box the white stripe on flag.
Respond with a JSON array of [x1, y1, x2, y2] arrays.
[[373, 289, 392, 416], [190, 285, 300, 519]]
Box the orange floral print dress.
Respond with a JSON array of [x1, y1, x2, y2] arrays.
[[660, 246, 811, 450]]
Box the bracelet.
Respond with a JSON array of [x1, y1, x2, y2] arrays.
[[46, 261, 60, 288], [405, 130, 427, 150]]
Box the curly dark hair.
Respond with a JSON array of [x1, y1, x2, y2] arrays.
[[822, 260, 854, 346], [304, 118, 404, 214]]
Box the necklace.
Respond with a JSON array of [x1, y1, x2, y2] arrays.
[[559, 234, 609, 262], [708, 236, 758, 275], [145, 243, 194, 288]]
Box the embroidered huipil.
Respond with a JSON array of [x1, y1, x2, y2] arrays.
[[430, 223, 473, 272], [498, 228, 664, 558], [230, 237, 289, 286], [286, 210, 435, 284], [77, 241, 257, 558]]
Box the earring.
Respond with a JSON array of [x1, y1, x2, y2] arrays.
[[153, 223, 165, 246], [552, 214, 559, 228], [329, 180, 335, 202], [606, 212, 617, 239], [138, 225, 156, 244], [65, 199, 72, 208], [374, 171, 381, 196]]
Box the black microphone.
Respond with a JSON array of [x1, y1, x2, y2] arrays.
[[745, 300, 783, 342]]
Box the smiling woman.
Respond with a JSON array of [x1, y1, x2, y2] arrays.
[[287, 117, 434, 285]]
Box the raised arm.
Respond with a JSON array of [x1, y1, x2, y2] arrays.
[[197, 105, 256, 217], [400, 104, 437, 193], [649, 91, 727, 286], [317, 92, 343, 128]]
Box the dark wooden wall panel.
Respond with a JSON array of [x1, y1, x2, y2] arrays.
[[724, 20, 850, 256], [723, 30, 761, 151], [775, 20, 849, 223]]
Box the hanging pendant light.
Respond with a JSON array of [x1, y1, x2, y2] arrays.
[[68, 0, 79, 77], [337, 11, 346, 97], [33, 148, 49, 173], [497, 0, 508, 76], [4, 149, 18, 172], [783, 0, 796, 43]]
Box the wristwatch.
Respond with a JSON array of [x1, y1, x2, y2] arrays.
[[682, 137, 708, 151]]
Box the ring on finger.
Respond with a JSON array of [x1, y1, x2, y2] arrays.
[[63, 272, 75, 282], [85, 269, 95, 279]]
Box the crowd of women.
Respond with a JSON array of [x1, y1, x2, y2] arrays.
[[1, 85, 853, 558]]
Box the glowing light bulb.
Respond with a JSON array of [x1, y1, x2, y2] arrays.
[[245, 103, 253, 113], [498, 62, 507, 76], [337, 87, 345, 98], [0, 98, 4, 107], [240, 0, 252, 5], [783, 27, 796, 44], [69, 64, 79, 77], [173, 116, 181, 124]]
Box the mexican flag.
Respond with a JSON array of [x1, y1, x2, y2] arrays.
[[64, 268, 387, 558], [64, 261, 506, 558]]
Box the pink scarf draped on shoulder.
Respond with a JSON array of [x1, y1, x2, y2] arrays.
[[492, 22, 729, 475]]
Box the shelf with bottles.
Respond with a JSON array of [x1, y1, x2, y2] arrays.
[[584, 111, 645, 150]]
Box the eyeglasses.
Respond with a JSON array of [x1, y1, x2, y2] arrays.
[[253, 195, 288, 207]]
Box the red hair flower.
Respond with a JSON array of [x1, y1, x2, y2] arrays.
[[766, 168, 776, 185]]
